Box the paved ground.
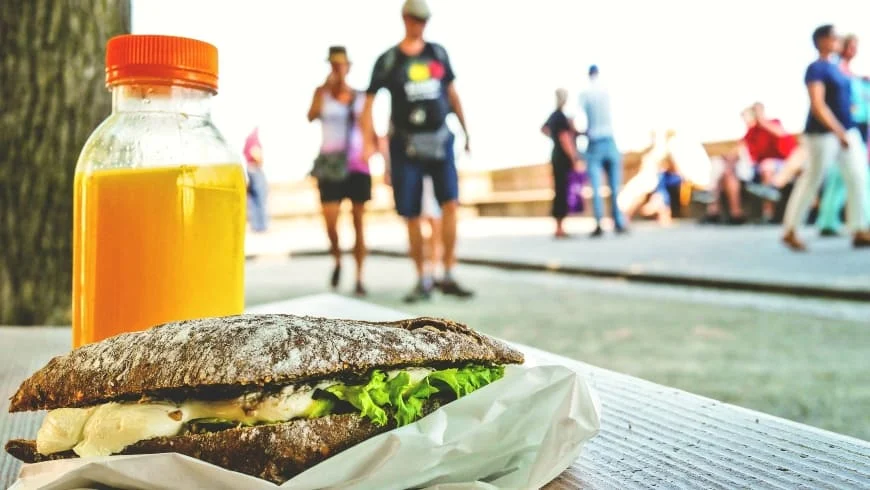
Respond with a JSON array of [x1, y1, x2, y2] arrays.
[[247, 217, 870, 298], [247, 255, 870, 441]]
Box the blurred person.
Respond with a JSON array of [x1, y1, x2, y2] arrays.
[[701, 150, 748, 224], [782, 25, 870, 251], [360, 0, 474, 303], [618, 129, 670, 221], [640, 170, 681, 226], [742, 102, 807, 222], [817, 34, 870, 236], [541, 88, 582, 238], [307, 46, 372, 295], [701, 109, 754, 223], [420, 176, 444, 285], [244, 126, 269, 233], [383, 144, 445, 287], [579, 65, 627, 237], [619, 129, 715, 222]]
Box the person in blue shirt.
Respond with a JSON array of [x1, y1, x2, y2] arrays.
[[781, 25, 870, 251], [579, 65, 628, 237], [816, 34, 870, 237]]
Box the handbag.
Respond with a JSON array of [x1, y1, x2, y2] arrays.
[[403, 124, 451, 161], [311, 152, 348, 182], [312, 92, 357, 182], [567, 170, 587, 214]]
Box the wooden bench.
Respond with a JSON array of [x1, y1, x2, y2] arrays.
[[471, 137, 797, 220], [262, 136, 797, 221]]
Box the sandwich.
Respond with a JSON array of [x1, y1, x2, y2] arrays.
[[5, 314, 523, 484]]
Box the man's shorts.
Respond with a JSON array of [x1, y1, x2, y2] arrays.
[[420, 176, 443, 219], [753, 159, 785, 183], [318, 172, 372, 204], [389, 132, 458, 218]]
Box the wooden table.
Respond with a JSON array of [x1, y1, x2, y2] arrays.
[[2, 293, 869, 489]]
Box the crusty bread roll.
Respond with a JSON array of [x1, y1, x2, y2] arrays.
[[6, 314, 523, 483]]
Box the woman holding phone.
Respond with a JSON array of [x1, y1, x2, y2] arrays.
[[307, 46, 375, 295]]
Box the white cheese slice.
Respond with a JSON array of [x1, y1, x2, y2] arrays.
[[35, 370, 439, 457], [36, 380, 343, 456], [180, 398, 247, 424], [73, 402, 183, 457], [36, 407, 95, 455]]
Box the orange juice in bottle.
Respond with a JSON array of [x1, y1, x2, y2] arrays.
[[72, 35, 246, 347]]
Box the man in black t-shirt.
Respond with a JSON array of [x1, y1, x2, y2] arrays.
[[361, 0, 473, 303]]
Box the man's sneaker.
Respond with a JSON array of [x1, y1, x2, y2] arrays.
[[746, 183, 781, 202], [589, 226, 604, 238], [820, 228, 839, 237], [440, 279, 474, 298], [403, 283, 433, 303], [700, 214, 722, 224]]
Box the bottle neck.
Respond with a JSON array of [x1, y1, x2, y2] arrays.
[[111, 84, 213, 117]]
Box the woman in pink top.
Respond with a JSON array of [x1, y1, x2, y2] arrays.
[[244, 127, 268, 232], [307, 46, 373, 296]]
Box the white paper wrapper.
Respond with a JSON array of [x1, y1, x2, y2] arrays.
[[10, 364, 600, 490]]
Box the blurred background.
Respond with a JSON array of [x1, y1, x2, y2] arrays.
[[2, 0, 869, 445], [136, 0, 870, 180]]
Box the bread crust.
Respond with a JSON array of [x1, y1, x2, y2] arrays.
[[9, 314, 524, 412], [6, 412, 396, 484]]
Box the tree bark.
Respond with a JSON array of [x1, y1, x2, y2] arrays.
[[0, 0, 130, 324]]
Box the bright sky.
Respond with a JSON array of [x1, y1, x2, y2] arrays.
[[132, 0, 870, 182]]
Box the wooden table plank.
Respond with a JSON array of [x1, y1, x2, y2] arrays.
[[2, 294, 869, 489], [0, 327, 71, 490]]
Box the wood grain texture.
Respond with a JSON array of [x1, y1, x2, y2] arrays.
[[4, 299, 870, 488], [0, 0, 130, 324]]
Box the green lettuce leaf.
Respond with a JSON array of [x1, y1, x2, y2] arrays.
[[302, 398, 334, 418], [323, 365, 505, 427], [325, 370, 389, 426]]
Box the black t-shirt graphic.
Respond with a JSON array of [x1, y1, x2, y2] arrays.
[[367, 42, 456, 133]]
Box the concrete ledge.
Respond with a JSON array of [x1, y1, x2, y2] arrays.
[[361, 248, 870, 303], [246, 242, 868, 302]]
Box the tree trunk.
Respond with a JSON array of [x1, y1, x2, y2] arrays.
[[0, 0, 130, 324]]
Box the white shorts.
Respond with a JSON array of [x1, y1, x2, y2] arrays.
[[421, 176, 442, 219]]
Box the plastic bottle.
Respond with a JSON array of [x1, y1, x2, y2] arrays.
[[72, 35, 245, 346]]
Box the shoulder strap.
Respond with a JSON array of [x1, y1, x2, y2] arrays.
[[345, 91, 357, 152], [382, 44, 446, 74], [382, 45, 400, 75], [429, 43, 448, 64]]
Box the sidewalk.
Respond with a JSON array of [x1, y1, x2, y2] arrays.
[[246, 217, 870, 300]]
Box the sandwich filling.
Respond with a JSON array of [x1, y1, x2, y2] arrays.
[[36, 365, 504, 457]]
